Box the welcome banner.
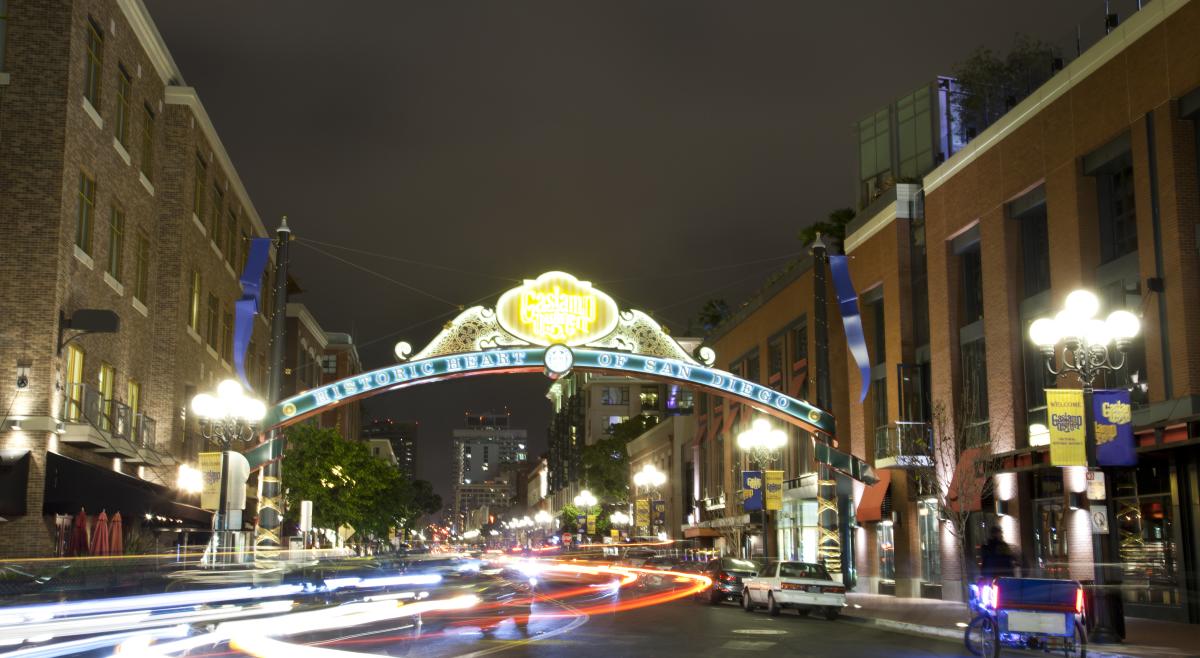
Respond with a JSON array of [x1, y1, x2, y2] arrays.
[[1047, 389, 1087, 466]]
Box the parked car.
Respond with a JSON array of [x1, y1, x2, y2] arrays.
[[694, 557, 761, 604], [741, 561, 845, 619]]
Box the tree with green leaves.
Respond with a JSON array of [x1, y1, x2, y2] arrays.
[[281, 423, 436, 549], [695, 298, 731, 334], [581, 414, 659, 504], [798, 207, 855, 248], [952, 34, 1056, 142]]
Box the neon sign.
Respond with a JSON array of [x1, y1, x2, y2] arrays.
[[496, 272, 618, 346]]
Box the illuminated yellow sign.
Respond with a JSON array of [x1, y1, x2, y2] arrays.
[[496, 271, 618, 346]]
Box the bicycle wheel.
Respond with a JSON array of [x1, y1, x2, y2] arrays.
[[964, 615, 1000, 658]]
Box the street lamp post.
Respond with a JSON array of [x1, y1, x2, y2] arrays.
[[535, 510, 552, 546], [191, 379, 267, 562], [609, 510, 631, 540], [633, 463, 666, 536], [737, 418, 787, 559], [1030, 289, 1140, 644], [574, 489, 597, 539]]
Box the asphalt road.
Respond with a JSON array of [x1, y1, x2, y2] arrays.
[[329, 586, 991, 658]]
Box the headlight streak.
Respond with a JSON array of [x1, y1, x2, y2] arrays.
[[117, 595, 481, 658], [0, 625, 190, 658], [0, 585, 304, 623]]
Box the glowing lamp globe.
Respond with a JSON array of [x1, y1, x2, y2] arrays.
[[1084, 318, 1112, 346], [1028, 317, 1060, 348], [1065, 289, 1100, 320], [1106, 310, 1140, 340], [191, 393, 218, 419]]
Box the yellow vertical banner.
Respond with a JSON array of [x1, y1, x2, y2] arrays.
[[1047, 389, 1087, 466], [586, 514, 597, 535], [198, 452, 223, 510], [764, 470, 783, 511], [635, 499, 650, 528]]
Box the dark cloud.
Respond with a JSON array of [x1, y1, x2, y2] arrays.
[[145, 0, 1109, 503]]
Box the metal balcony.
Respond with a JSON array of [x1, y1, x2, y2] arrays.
[[874, 421, 934, 469]]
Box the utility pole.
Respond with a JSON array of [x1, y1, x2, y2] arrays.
[[255, 217, 291, 558]]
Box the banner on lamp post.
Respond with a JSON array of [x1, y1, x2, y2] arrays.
[[1094, 389, 1136, 466], [1047, 389, 1087, 466], [742, 471, 764, 512], [586, 514, 597, 535], [764, 470, 783, 511], [576, 514, 586, 533], [652, 500, 666, 526], [635, 499, 650, 528], [198, 452, 223, 511]]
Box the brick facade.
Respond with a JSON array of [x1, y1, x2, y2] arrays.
[[0, 1, 275, 557]]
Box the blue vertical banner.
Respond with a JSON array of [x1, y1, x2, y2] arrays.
[[742, 471, 764, 512], [652, 500, 666, 526], [829, 254, 871, 402], [233, 238, 273, 390], [1094, 389, 1136, 466]]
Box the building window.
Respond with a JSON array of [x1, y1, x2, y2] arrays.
[[76, 172, 96, 255], [115, 66, 132, 147], [918, 498, 941, 582], [960, 338, 990, 444], [1096, 151, 1137, 263], [1015, 202, 1050, 297], [869, 296, 886, 364], [206, 293, 219, 347], [65, 344, 85, 421], [878, 522, 896, 582], [601, 386, 629, 405], [896, 85, 934, 179], [98, 362, 115, 431], [960, 243, 984, 326], [188, 271, 201, 330], [744, 352, 760, 383], [767, 336, 784, 391], [139, 104, 155, 180], [133, 229, 150, 302], [322, 354, 338, 375], [106, 206, 124, 281], [83, 18, 103, 106], [127, 379, 141, 438], [859, 108, 891, 206], [210, 184, 224, 238], [791, 319, 808, 399], [1021, 315, 1055, 433], [222, 309, 234, 361], [0, 1, 8, 71], [225, 210, 237, 264], [193, 154, 207, 219]]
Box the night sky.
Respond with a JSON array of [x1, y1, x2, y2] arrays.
[[144, 1, 1114, 504]]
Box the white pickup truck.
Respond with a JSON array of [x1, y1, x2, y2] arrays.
[[741, 561, 846, 619]]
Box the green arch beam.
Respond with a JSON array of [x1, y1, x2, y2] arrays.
[[264, 347, 835, 436]]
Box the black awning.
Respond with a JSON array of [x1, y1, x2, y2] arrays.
[[43, 452, 212, 528]]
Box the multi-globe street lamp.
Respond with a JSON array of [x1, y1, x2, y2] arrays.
[[737, 417, 788, 559], [191, 379, 267, 561], [574, 489, 598, 539], [632, 463, 666, 535], [1029, 289, 1139, 644]]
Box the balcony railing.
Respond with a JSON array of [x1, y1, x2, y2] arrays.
[[60, 383, 159, 456], [874, 421, 934, 469]]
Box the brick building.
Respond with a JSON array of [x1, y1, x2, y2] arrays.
[[0, 0, 281, 557], [692, 0, 1200, 625]]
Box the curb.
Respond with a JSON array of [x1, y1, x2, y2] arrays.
[[841, 612, 1145, 658]]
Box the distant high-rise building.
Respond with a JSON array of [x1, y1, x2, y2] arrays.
[[363, 419, 418, 480], [451, 411, 528, 530]]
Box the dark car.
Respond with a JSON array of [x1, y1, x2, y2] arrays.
[[695, 557, 760, 604]]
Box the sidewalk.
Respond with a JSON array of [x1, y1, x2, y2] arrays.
[[841, 593, 1199, 658]]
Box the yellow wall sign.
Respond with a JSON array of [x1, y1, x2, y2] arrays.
[[1047, 389, 1087, 466], [496, 271, 619, 346]]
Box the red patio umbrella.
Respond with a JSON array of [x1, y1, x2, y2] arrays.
[[70, 508, 89, 557], [109, 512, 124, 556], [90, 510, 110, 556]]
